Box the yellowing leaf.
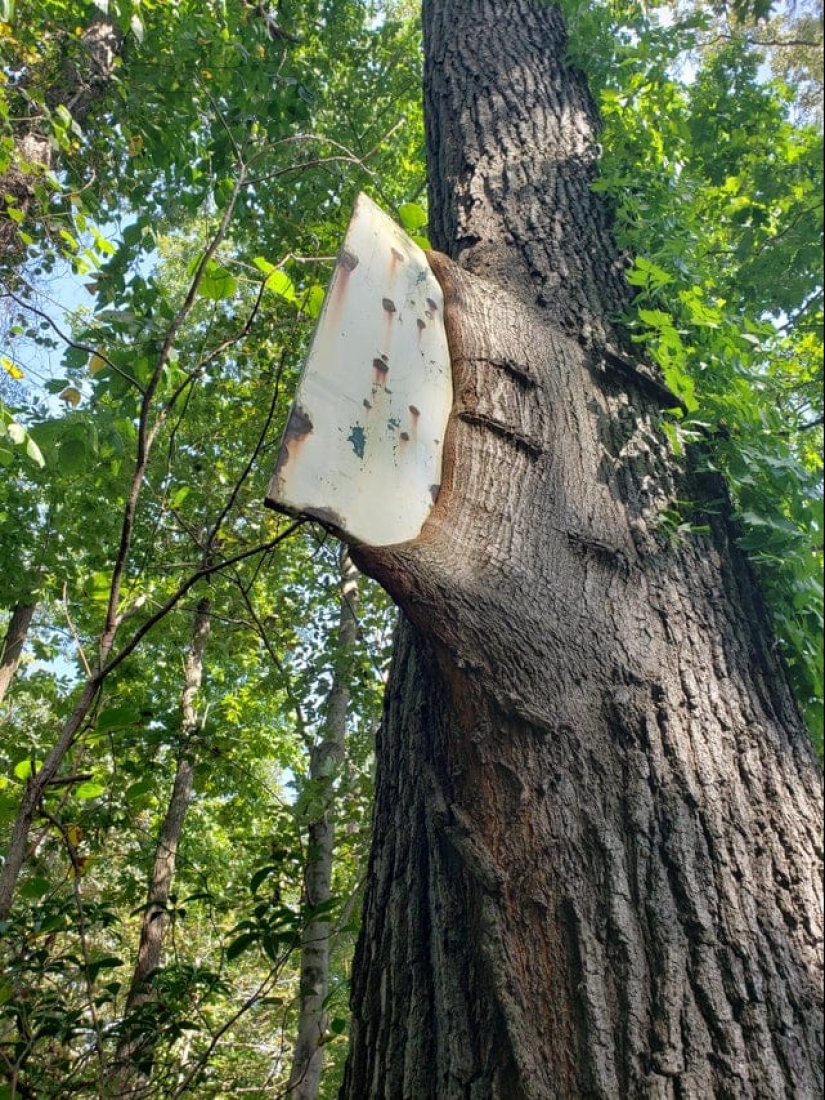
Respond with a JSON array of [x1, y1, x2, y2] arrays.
[[59, 228, 79, 251], [59, 386, 82, 406], [70, 854, 93, 878], [1, 355, 23, 379], [89, 350, 107, 374], [90, 227, 116, 256]]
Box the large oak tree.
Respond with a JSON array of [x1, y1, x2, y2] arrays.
[[341, 1, 824, 1096]]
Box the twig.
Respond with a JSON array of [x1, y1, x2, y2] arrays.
[[170, 969, 286, 1099], [98, 160, 248, 673], [0, 291, 141, 391], [99, 522, 305, 682], [205, 317, 296, 550], [61, 580, 92, 677], [230, 577, 310, 743], [701, 31, 823, 49]]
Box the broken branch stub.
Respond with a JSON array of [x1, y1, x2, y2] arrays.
[[266, 193, 453, 547]]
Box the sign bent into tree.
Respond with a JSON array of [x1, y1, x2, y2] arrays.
[[267, 192, 452, 547], [270, 2, 823, 1097]]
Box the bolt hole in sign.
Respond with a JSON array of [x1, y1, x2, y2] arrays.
[[265, 193, 452, 547]]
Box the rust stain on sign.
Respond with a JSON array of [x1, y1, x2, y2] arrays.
[[265, 192, 453, 547]]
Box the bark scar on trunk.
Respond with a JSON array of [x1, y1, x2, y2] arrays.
[[455, 408, 546, 457]]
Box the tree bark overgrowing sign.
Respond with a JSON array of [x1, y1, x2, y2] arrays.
[[331, 2, 823, 1097]]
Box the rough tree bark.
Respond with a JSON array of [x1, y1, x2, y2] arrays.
[[288, 545, 359, 1099], [340, 2, 824, 1098], [0, 602, 36, 706], [108, 596, 210, 1098]]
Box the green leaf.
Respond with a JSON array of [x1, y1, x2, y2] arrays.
[[226, 932, 259, 961], [86, 956, 124, 979], [264, 268, 297, 303], [13, 759, 42, 781], [626, 257, 674, 291], [96, 706, 141, 731], [19, 875, 52, 900], [661, 419, 684, 457], [398, 202, 428, 231], [302, 284, 326, 318], [250, 864, 278, 895], [81, 572, 112, 603], [125, 777, 154, 801], [75, 781, 106, 800], [637, 308, 675, 329], [305, 896, 339, 920], [252, 255, 276, 275], [199, 260, 238, 301], [660, 363, 698, 413], [58, 437, 88, 472]]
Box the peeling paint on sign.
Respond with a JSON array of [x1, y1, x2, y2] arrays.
[[266, 192, 453, 547], [347, 424, 367, 459]]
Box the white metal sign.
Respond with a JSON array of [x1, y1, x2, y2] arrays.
[[266, 193, 452, 547]]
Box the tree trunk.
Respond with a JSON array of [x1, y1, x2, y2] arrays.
[[0, 602, 36, 706], [1, 13, 122, 259], [341, 3, 824, 1097], [288, 545, 360, 1099], [108, 596, 211, 1097]]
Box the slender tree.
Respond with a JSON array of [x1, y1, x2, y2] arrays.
[[341, 2, 823, 1096], [108, 594, 210, 1098], [0, 603, 35, 706], [288, 545, 360, 1100]]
